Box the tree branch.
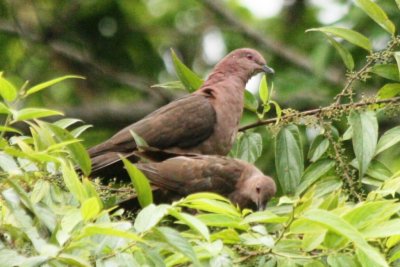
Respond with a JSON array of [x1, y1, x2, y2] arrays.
[[239, 96, 400, 131]]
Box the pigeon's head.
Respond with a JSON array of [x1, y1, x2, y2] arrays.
[[242, 174, 276, 211], [217, 48, 274, 79]]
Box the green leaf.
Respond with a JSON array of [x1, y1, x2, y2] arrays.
[[362, 219, 400, 238], [0, 75, 17, 101], [151, 80, 185, 90], [275, 125, 304, 194], [327, 254, 359, 267], [269, 100, 282, 124], [259, 75, 269, 104], [121, 157, 153, 208], [371, 64, 400, 81], [61, 160, 88, 203], [180, 194, 241, 217], [156, 226, 201, 266], [130, 130, 149, 149], [307, 26, 372, 51], [308, 135, 330, 162], [133, 204, 170, 233], [79, 223, 142, 242], [231, 132, 262, 163], [355, 0, 395, 35], [81, 197, 101, 222], [57, 253, 91, 267], [53, 118, 83, 129], [197, 213, 246, 230], [170, 49, 203, 92], [169, 209, 210, 241], [395, 52, 400, 77], [349, 111, 378, 178], [376, 126, 400, 155], [47, 123, 91, 176], [0, 102, 11, 114], [296, 159, 335, 196], [303, 209, 388, 267], [13, 108, 63, 122], [242, 210, 288, 224], [0, 125, 22, 134], [326, 35, 355, 70], [377, 83, 400, 99], [244, 90, 258, 112], [25, 75, 84, 96]]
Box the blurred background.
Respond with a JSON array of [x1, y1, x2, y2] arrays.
[[0, 0, 398, 176]]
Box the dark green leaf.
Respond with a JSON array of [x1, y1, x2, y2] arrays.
[[377, 83, 400, 99], [170, 49, 203, 92], [308, 135, 330, 162], [121, 157, 153, 207], [371, 64, 399, 81], [326, 35, 355, 70], [0, 74, 17, 101], [349, 111, 378, 178], [231, 132, 262, 163], [307, 27, 372, 51], [355, 0, 395, 35], [25, 75, 84, 96], [275, 125, 304, 194], [296, 159, 335, 196]]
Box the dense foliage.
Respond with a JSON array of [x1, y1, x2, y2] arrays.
[[2, 0, 400, 266]]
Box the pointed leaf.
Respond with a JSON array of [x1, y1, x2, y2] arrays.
[[307, 27, 372, 51], [134, 204, 170, 233], [121, 157, 153, 207], [355, 0, 395, 35], [376, 126, 400, 155], [61, 161, 88, 203], [81, 197, 101, 222], [13, 108, 63, 122], [0, 102, 11, 114], [259, 75, 269, 104], [25, 75, 84, 96], [349, 111, 378, 178], [0, 75, 17, 101], [377, 83, 400, 99], [232, 132, 262, 163], [275, 125, 304, 194], [169, 209, 210, 241], [371, 64, 400, 81], [171, 49, 203, 92], [244, 90, 258, 112], [326, 35, 355, 70], [308, 135, 330, 162], [296, 159, 335, 196]]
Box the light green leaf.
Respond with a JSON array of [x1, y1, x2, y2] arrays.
[[81, 197, 101, 222], [355, 0, 395, 35], [304, 209, 388, 267], [196, 213, 246, 230], [244, 90, 258, 112], [57, 253, 91, 267], [47, 123, 91, 176], [151, 80, 185, 90], [70, 125, 92, 138], [307, 26, 372, 51], [13, 108, 63, 122], [259, 75, 269, 104], [327, 254, 359, 267], [121, 157, 153, 208], [270, 100, 282, 124], [0, 75, 17, 101], [376, 126, 400, 155], [133, 204, 170, 233], [371, 64, 400, 81], [53, 118, 83, 129], [296, 159, 335, 196], [171, 49, 203, 92], [0, 125, 22, 134], [156, 226, 201, 266], [377, 83, 400, 99], [130, 130, 148, 149], [181, 195, 241, 217], [275, 125, 304, 194], [25, 75, 84, 96], [394, 52, 400, 78], [0, 102, 10, 114], [362, 219, 400, 238], [169, 209, 210, 241], [61, 160, 88, 203], [349, 111, 378, 178], [79, 223, 142, 242], [326, 35, 355, 70], [242, 210, 288, 224]]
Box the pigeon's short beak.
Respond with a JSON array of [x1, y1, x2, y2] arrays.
[[262, 65, 275, 75], [257, 199, 266, 211]]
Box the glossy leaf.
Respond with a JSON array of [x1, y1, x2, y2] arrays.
[[275, 125, 304, 194], [13, 108, 63, 122], [371, 64, 399, 81], [307, 26, 371, 51], [304, 209, 388, 267], [0, 74, 17, 101], [259, 74, 269, 104], [169, 209, 210, 241], [25, 75, 84, 96], [81, 197, 101, 222], [121, 157, 153, 208], [376, 126, 400, 155], [170, 49, 203, 92], [349, 111, 378, 178], [134, 204, 170, 233], [355, 0, 395, 35], [377, 83, 400, 99]]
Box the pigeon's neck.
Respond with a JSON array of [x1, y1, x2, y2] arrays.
[[203, 69, 248, 89]]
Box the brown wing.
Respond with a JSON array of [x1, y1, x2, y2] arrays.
[[136, 156, 243, 196]]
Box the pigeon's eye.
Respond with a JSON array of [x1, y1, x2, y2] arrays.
[[246, 54, 253, 60], [256, 186, 261, 194]]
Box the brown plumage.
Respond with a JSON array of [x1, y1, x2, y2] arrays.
[[119, 155, 276, 211], [88, 48, 274, 177]]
